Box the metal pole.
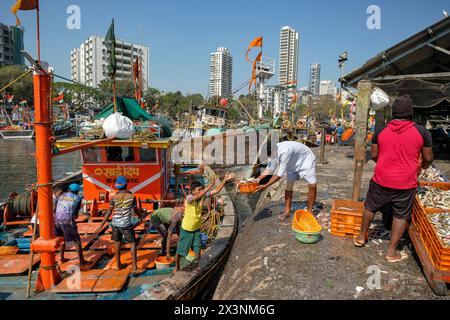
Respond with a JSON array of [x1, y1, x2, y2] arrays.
[[32, 67, 62, 292]]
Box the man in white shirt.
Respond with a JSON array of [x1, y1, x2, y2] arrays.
[[256, 138, 317, 221]]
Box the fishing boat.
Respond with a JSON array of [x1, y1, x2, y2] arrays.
[[0, 105, 35, 139], [0, 97, 238, 300]]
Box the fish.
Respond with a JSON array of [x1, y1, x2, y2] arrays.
[[418, 187, 450, 210], [427, 212, 450, 248], [419, 167, 446, 182]]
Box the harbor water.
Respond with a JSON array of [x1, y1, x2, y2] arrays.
[[0, 139, 82, 200]]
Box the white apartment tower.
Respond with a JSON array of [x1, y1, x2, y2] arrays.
[[278, 26, 299, 87], [309, 63, 321, 96], [71, 36, 150, 88], [209, 47, 233, 98], [319, 80, 337, 96]]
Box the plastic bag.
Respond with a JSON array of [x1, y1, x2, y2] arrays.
[[371, 87, 390, 111], [102, 113, 135, 139]]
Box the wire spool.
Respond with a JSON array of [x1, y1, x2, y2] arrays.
[[7, 192, 36, 219]]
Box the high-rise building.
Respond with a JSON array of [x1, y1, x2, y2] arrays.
[[278, 26, 299, 87], [0, 23, 25, 67], [209, 47, 233, 98], [309, 63, 321, 95], [319, 80, 337, 96], [71, 36, 150, 88]]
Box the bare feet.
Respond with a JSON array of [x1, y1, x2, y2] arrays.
[[114, 264, 127, 271], [60, 258, 69, 264], [131, 269, 145, 276], [278, 213, 291, 221]]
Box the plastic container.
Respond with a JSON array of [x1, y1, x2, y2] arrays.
[[237, 181, 259, 194], [201, 233, 208, 249], [330, 199, 365, 237], [155, 256, 175, 270], [293, 229, 321, 244], [292, 210, 322, 233]]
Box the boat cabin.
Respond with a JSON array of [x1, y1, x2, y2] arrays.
[[56, 139, 172, 219], [201, 106, 227, 128]]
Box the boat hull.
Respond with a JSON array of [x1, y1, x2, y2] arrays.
[[0, 130, 35, 140]]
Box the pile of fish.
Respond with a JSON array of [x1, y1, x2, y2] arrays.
[[419, 167, 446, 182], [418, 187, 450, 210], [427, 212, 450, 247]]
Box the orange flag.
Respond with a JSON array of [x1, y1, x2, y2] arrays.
[[249, 52, 262, 92], [11, 0, 38, 26], [245, 36, 263, 62], [246, 36, 263, 93]]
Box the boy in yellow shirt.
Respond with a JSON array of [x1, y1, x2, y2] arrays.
[[175, 172, 235, 271]]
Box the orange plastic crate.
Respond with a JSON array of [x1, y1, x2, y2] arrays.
[[412, 187, 450, 272], [330, 199, 365, 237]]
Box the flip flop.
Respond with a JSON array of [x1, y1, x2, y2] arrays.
[[353, 237, 366, 248], [386, 251, 408, 263], [278, 213, 291, 221]]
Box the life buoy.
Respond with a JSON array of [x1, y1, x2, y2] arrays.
[[283, 120, 291, 129], [296, 119, 305, 129]]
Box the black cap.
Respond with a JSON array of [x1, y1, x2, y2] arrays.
[[392, 94, 413, 118]]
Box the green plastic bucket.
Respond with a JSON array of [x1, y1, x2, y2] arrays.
[[292, 229, 321, 244]]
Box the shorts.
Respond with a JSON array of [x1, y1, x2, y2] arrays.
[[286, 161, 317, 191], [365, 180, 417, 220], [176, 227, 201, 257], [111, 225, 136, 244], [55, 222, 80, 243]]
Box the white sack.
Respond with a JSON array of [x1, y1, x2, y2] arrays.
[[371, 87, 390, 111], [102, 113, 135, 139]]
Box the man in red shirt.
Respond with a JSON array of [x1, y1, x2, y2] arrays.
[[354, 95, 434, 263]]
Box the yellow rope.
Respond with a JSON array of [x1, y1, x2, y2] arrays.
[[0, 69, 33, 94]]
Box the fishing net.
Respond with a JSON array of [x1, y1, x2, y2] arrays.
[[373, 78, 450, 109]]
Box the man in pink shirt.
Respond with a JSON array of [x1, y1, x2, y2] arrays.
[[354, 95, 434, 263]]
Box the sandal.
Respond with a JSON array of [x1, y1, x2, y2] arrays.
[[386, 251, 408, 263], [353, 237, 366, 248], [278, 213, 291, 221]]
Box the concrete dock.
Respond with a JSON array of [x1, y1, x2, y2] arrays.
[[213, 145, 450, 300]]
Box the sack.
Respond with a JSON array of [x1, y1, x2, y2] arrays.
[[371, 87, 390, 111], [102, 113, 135, 139]]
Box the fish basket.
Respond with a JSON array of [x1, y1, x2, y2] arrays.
[[293, 229, 321, 244], [155, 256, 175, 270], [330, 199, 365, 237], [236, 181, 259, 194], [412, 184, 450, 272]]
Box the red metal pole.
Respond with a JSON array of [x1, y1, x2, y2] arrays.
[[32, 69, 62, 292]]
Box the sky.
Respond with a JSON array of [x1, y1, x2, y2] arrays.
[[0, 0, 449, 97]]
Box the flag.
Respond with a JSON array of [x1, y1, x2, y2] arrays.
[[11, 0, 38, 26], [52, 93, 64, 103], [249, 52, 262, 92], [105, 19, 117, 79], [19, 99, 27, 106], [245, 36, 263, 62], [246, 36, 263, 93]]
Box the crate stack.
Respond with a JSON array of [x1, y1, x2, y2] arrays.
[[330, 199, 365, 237], [412, 182, 450, 272]]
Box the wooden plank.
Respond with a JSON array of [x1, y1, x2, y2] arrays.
[[56, 251, 104, 272], [352, 80, 373, 201], [138, 234, 178, 250], [90, 235, 133, 251], [103, 250, 159, 270], [0, 254, 40, 275], [64, 235, 96, 251], [52, 269, 131, 294], [77, 222, 107, 235]]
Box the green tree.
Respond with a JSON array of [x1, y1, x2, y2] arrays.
[[0, 65, 34, 104]]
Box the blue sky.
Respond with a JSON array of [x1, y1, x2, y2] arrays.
[[0, 0, 448, 96]]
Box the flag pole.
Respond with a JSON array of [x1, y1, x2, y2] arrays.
[[113, 77, 117, 113], [36, 0, 41, 62]]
